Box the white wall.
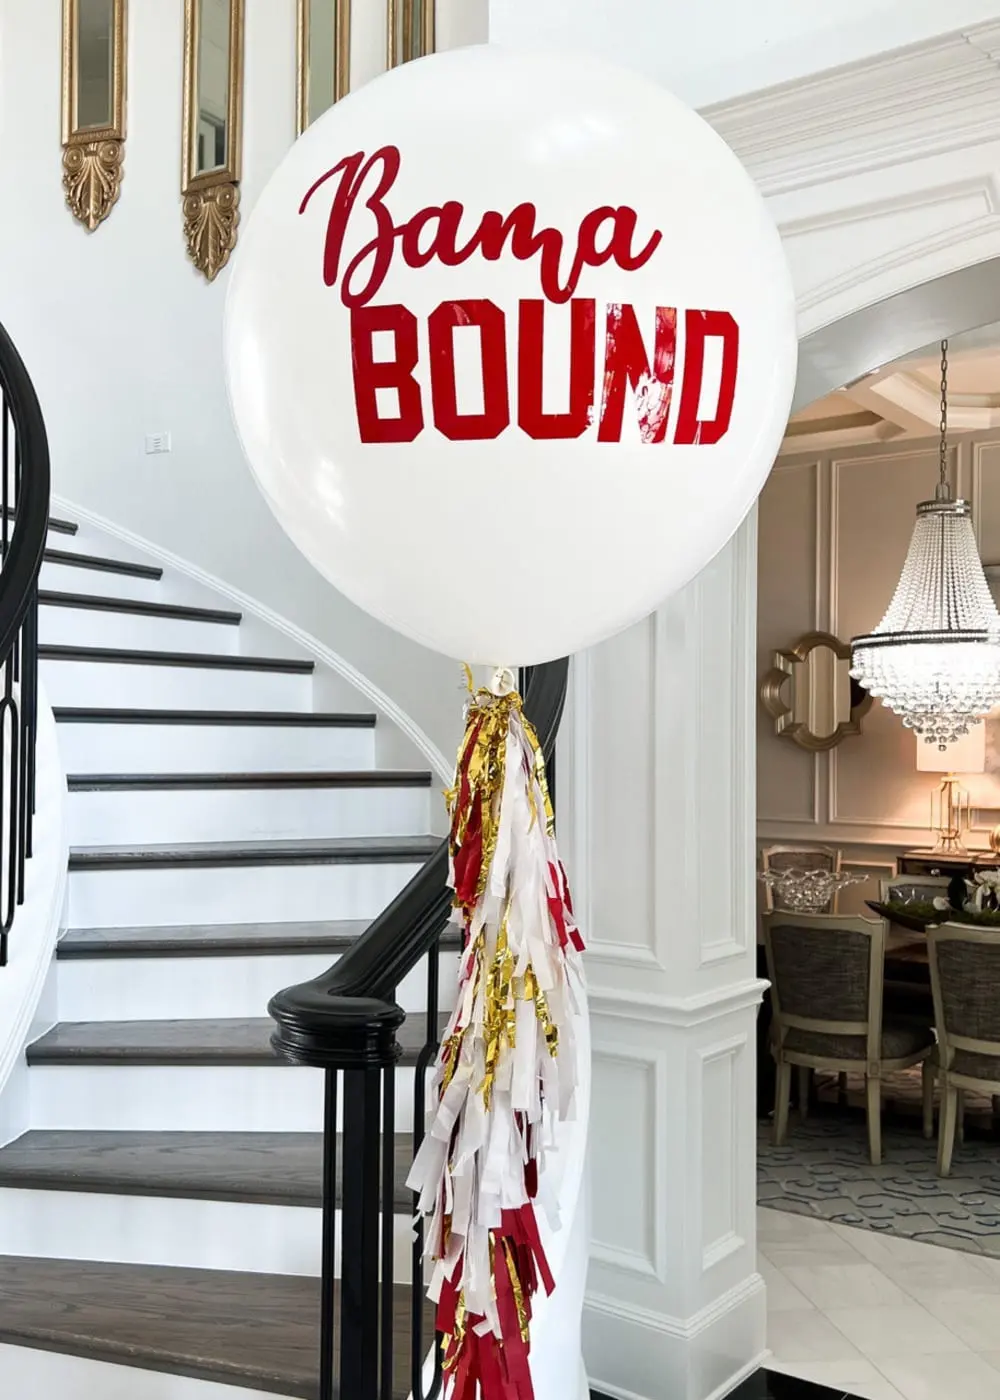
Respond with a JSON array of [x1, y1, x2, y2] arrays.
[[489, 0, 1000, 108], [0, 0, 486, 768]]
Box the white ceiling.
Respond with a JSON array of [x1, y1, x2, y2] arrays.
[[782, 322, 1000, 454]]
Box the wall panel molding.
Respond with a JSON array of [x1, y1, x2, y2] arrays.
[[589, 1045, 666, 1284], [589, 979, 767, 1028], [699, 1034, 746, 1271]]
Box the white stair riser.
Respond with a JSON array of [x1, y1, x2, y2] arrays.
[[41, 607, 240, 655], [0, 1346, 298, 1400], [55, 721, 376, 775], [68, 859, 427, 928], [29, 1063, 424, 1133], [41, 560, 165, 601], [67, 784, 431, 845], [56, 949, 458, 1021], [0, 1188, 415, 1281], [41, 659, 313, 712]]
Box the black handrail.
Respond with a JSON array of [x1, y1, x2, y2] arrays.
[[0, 320, 51, 965], [269, 656, 569, 1400], [269, 657, 569, 1047]]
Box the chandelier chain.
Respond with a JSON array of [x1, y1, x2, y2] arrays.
[[939, 338, 949, 488]]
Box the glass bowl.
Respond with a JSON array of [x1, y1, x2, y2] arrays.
[[758, 868, 867, 914]]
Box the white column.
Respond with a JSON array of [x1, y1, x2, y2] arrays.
[[558, 515, 765, 1400]]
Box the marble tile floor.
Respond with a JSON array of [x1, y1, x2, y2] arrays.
[[760, 1206, 1000, 1398]]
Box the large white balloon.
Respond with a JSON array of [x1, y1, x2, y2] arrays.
[[225, 45, 796, 665]]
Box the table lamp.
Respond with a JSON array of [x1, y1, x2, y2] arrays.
[[915, 724, 987, 855]]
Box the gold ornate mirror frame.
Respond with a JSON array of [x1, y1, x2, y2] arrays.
[[62, 0, 127, 231], [182, 0, 245, 282], [760, 630, 873, 752], [297, 0, 351, 135], [387, 0, 435, 69]]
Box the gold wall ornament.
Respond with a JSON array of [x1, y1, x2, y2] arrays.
[[760, 631, 873, 752], [182, 0, 245, 282], [61, 0, 127, 231], [182, 184, 240, 284], [387, 0, 435, 70], [297, 0, 351, 135]]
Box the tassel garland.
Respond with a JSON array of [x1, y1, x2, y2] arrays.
[[407, 682, 585, 1399]]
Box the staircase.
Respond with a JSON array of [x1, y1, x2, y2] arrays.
[[0, 314, 583, 1400], [0, 510, 456, 1399]]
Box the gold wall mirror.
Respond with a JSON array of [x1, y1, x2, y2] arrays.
[[760, 631, 873, 752], [297, 0, 351, 134], [61, 0, 127, 231], [182, 0, 245, 281], [388, 0, 435, 69]]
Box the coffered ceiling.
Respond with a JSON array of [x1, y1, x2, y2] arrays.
[[782, 322, 1000, 455]]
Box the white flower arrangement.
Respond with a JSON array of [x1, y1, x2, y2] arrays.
[[971, 870, 1000, 912]]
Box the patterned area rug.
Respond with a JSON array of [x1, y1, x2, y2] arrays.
[[758, 1114, 1000, 1258]]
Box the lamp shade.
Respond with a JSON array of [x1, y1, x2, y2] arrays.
[[915, 721, 986, 774]]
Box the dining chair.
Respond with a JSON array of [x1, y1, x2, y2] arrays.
[[763, 911, 935, 1165], [878, 875, 953, 905], [926, 923, 1000, 1176], [761, 844, 842, 912]]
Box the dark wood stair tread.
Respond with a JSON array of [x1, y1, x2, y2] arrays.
[[53, 707, 376, 727], [0, 1254, 428, 1397], [67, 770, 432, 791], [39, 590, 242, 625], [68, 834, 439, 871], [2, 512, 77, 535], [58, 919, 371, 957], [43, 547, 162, 579], [40, 644, 313, 673], [0, 1129, 414, 1207], [58, 920, 461, 958], [27, 1014, 444, 1066]]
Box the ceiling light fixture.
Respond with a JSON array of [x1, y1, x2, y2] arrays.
[[851, 339, 1000, 750]]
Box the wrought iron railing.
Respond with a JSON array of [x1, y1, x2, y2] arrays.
[[269, 658, 569, 1400], [0, 321, 51, 966]]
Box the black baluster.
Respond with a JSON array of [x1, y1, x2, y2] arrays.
[[16, 617, 28, 904], [22, 591, 38, 855], [412, 936, 443, 1400], [340, 1065, 383, 1399], [0, 688, 19, 948], [0, 667, 8, 966], [319, 1069, 339, 1400], [380, 1023, 396, 1400], [1, 395, 8, 561]]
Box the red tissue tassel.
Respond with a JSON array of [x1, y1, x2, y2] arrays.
[[407, 681, 585, 1399]]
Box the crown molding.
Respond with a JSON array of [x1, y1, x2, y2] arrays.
[[704, 24, 1000, 197]]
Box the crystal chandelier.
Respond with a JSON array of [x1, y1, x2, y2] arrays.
[[851, 340, 1000, 750]]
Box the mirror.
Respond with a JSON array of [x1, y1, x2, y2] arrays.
[[193, 0, 231, 174], [388, 0, 434, 69], [182, 0, 245, 280], [297, 0, 351, 134], [76, 0, 115, 129], [61, 0, 127, 230], [760, 631, 872, 751]]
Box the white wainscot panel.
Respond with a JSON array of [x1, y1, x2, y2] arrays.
[[589, 1048, 662, 1282], [699, 1035, 745, 1271], [587, 616, 657, 967]]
